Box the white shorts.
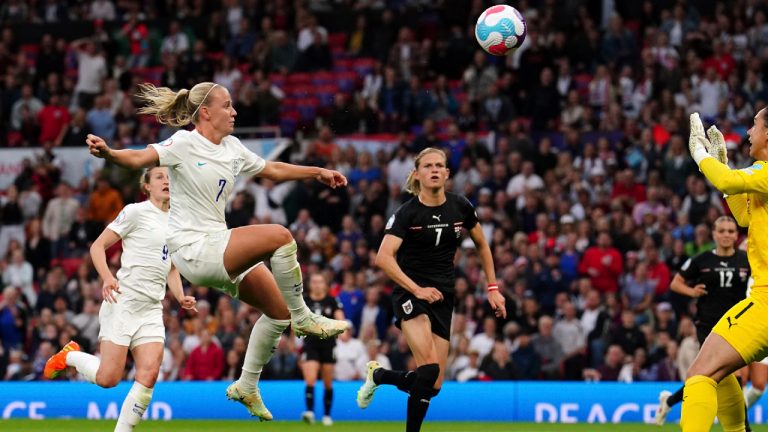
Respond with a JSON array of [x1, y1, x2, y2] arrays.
[[171, 229, 262, 298], [98, 293, 164, 350]]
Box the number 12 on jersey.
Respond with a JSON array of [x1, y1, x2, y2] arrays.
[[216, 179, 227, 202], [719, 270, 733, 288]]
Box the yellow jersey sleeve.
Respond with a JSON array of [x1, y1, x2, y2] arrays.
[[700, 159, 768, 195], [704, 159, 768, 288], [725, 195, 751, 227]]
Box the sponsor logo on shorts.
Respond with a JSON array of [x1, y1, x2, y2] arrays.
[[402, 299, 413, 315]]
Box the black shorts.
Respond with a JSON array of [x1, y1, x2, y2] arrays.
[[696, 321, 716, 345], [392, 288, 455, 341], [302, 338, 336, 363]]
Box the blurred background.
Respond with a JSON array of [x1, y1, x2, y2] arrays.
[[0, 0, 757, 415]]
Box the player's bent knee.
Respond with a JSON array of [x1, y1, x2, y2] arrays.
[[270, 226, 294, 251], [135, 368, 160, 388], [96, 371, 121, 388], [428, 387, 441, 398]]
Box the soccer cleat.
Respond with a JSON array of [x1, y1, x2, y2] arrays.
[[322, 415, 333, 426], [356, 360, 382, 409], [654, 390, 672, 426], [43, 341, 80, 379], [293, 312, 348, 339], [301, 410, 315, 424], [226, 382, 273, 421]]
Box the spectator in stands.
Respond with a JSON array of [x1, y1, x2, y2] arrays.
[[2, 249, 34, 306], [463, 50, 497, 103], [480, 341, 517, 381], [71, 38, 106, 110], [183, 328, 224, 381], [506, 161, 544, 202], [86, 95, 116, 143], [0, 185, 25, 259], [162, 21, 191, 57], [11, 84, 43, 133], [578, 232, 624, 294], [86, 178, 123, 233], [37, 92, 70, 146], [269, 30, 298, 73], [532, 315, 563, 379], [334, 325, 364, 381], [41, 182, 77, 258], [0, 286, 28, 352]]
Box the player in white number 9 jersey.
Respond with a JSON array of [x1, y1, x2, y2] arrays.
[[44, 167, 198, 432], [86, 81, 349, 420]]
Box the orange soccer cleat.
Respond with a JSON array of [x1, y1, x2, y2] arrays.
[[43, 341, 80, 379]]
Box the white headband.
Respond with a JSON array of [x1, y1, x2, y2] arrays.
[[191, 83, 218, 119]]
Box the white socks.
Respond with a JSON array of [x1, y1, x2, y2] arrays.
[[270, 240, 311, 321], [237, 315, 290, 393], [115, 381, 153, 431], [745, 385, 764, 408], [66, 351, 99, 384], [67, 351, 154, 431]]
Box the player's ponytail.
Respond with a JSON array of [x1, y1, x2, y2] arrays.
[[137, 82, 218, 127], [404, 147, 448, 195]]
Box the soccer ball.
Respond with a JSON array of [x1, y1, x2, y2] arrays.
[[475, 4, 527, 56]]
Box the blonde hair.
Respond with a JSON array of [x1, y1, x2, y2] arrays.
[[404, 147, 448, 195], [137, 82, 219, 127]]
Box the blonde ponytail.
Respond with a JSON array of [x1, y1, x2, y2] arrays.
[[403, 147, 448, 195], [404, 170, 420, 195], [137, 82, 218, 127]]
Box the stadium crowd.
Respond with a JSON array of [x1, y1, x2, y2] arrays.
[[0, 0, 761, 385]]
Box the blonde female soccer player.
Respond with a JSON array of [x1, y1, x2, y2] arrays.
[[44, 167, 197, 432], [86, 82, 348, 420], [681, 111, 768, 431], [356, 148, 506, 432]]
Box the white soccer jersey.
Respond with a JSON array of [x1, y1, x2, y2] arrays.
[[150, 129, 265, 252], [107, 200, 171, 302]]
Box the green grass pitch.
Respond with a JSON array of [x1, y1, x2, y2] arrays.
[[4, 420, 768, 431]]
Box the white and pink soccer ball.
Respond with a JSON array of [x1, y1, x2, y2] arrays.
[[475, 4, 527, 56]]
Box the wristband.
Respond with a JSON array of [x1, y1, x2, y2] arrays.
[[487, 284, 499, 292]]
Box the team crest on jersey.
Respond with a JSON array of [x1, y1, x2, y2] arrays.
[[232, 157, 244, 175], [402, 299, 413, 315]]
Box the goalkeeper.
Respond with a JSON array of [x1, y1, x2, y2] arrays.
[[680, 111, 768, 432]]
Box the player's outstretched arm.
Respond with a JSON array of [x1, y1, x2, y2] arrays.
[[87, 134, 159, 169], [468, 223, 506, 319], [689, 113, 768, 196], [258, 161, 348, 188]]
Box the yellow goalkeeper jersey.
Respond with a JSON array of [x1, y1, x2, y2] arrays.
[[701, 158, 768, 288]]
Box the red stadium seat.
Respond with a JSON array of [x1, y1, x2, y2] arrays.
[[287, 73, 312, 85], [352, 58, 376, 77], [315, 84, 339, 107], [311, 71, 335, 86], [327, 33, 348, 50], [335, 71, 359, 92], [334, 58, 354, 72]]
